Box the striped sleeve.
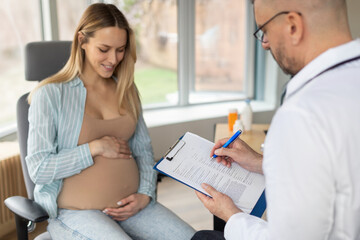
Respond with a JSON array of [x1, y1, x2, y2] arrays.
[[26, 84, 93, 185], [129, 113, 157, 201]]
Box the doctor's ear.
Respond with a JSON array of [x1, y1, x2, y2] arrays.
[[286, 12, 304, 45]]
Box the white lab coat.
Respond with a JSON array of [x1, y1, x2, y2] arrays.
[[225, 39, 360, 240]]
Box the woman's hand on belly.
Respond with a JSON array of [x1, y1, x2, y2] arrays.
[[102, 193, 150, 221], [89, 136, 132, 159]]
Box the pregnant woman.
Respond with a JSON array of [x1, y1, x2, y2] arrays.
[[26, 3, 195, 239]]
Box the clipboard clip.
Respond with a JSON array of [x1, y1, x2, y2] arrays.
[[163, 138, 185, 161]]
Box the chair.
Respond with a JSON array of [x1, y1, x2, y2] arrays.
[[4, 41, 72, 240]]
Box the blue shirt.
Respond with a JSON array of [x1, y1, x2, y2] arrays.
[[26, 77, 157, 218]]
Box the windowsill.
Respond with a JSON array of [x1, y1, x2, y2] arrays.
[[143, 100, 276, 128]]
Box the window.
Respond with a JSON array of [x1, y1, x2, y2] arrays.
[[191, 0, 248, 104], [88, 0, 252, 108], [57, 0, 88, 40], [0, 0, 257, 134], [0, 0, 41, 129], [103, 0, 179, 108]]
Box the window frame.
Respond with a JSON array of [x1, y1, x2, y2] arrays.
[[0, 0, 269, 138], [176, 0, 256, 108], [43, 0, 258, 108]]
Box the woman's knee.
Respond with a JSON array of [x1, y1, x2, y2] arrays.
[[120, 202, 196, 240]]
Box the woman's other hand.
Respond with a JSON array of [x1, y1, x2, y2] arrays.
[[103, 193, 150, 221], [89, 136, 132, 159]]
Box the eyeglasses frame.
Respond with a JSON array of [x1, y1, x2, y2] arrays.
[[253, 11, 302, 43]]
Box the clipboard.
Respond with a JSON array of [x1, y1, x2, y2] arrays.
[[154, 134, 211, 196], [163, 137, 186, 161], [153, 132, 266, 218]]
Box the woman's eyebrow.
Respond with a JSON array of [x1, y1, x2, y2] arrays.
[[99, 43, 126, 49]]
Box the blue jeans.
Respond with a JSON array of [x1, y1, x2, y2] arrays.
[[47, 202, 196, 240]]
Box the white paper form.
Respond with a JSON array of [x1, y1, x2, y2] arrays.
[[155, 132, 265, 213]]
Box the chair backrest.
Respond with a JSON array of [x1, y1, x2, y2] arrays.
[[18, 41, 72, 200]]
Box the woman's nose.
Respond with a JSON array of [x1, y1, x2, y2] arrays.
[[108, 51, 117, 64]]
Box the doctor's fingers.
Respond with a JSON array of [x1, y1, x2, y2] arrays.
[[211, 138, 231, 156], [195, 191, 214, 208], [211, 138, 243, 156], [216, 157, 234, 168], [201, 183, 227, 199], [213, 147, 241, 162]]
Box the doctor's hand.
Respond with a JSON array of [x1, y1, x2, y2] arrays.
[[196, 183, 241, 222], [89, 136, 132, 159], [211, 138, 263, 174], [103, 193, 150, 221]]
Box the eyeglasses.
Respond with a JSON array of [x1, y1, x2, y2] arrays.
[[253, 11, 301, 43]]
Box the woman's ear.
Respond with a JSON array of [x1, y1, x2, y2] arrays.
[[78, 31, 86, 49], [286, 12, 304, 45]]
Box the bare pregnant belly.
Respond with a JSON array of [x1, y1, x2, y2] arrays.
[[57, 156, 139, 210]]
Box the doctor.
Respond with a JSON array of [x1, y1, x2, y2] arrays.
[[192, 0, 360, 239]]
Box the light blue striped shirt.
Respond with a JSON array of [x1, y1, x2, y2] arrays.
[[26, 77, 157, 218]]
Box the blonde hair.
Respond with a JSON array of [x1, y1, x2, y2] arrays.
[[28, 3, 141, 120]]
